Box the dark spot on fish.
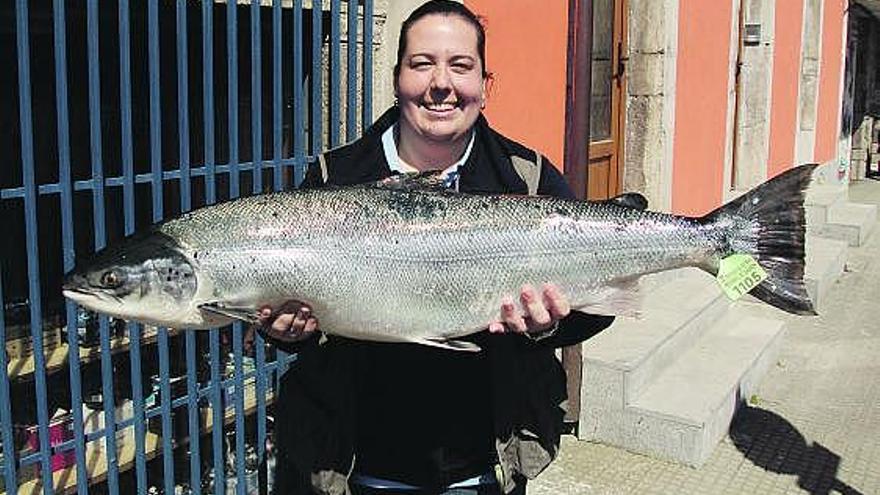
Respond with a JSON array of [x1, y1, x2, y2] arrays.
[[193, 251, 199, 259], [272, 211, 279, 218], [555, 206, 571, 216], [385, 190, 447, 220]]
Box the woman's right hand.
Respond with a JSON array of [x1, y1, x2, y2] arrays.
[[256, 301, 319, 343]]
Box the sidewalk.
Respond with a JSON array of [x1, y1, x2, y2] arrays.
[[532, 179, 880, 495]]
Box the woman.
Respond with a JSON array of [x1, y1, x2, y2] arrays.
[[261, 2, 614, 493]]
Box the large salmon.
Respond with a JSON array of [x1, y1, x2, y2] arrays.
[[62, 164, 818, 350]]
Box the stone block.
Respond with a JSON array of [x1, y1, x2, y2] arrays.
[[628, 0, 667, 52], [627, 53, 665, 96]]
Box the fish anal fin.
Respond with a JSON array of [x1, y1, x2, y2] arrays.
[[418, 337, 482, 353], [574, 278, 643, 318], [199, 302, 260, 325]]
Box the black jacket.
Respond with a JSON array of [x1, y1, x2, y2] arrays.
[[272, 108, 614, 494]]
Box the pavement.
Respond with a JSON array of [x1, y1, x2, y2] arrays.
[[530, 178, 880, 495]]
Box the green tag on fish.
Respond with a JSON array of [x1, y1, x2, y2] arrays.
[[716, 254, 768, 301]]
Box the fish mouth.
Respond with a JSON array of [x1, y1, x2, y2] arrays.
[[62, 287, 122, 305]]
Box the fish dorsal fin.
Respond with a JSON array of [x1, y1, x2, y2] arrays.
[[198, 302, 260, 325], [606, 192, 649, 211], [375, 171, 451, 192]]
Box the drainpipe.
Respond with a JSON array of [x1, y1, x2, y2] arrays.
[[562, 0, 593, 426]]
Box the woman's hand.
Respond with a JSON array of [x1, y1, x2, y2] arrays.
[[488, 284, 570, 336], [256, 300, 319, 343]]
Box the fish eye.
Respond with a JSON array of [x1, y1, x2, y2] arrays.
[[100, 270, 123, 288]]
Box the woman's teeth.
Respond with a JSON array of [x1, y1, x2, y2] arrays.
[[424, 102, 457, 111]]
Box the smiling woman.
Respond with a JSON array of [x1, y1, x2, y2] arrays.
[[261, 1, 617, 494], [394, 12, 487, 166]]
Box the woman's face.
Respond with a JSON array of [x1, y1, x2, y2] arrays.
[[396, 13, 486, 145]]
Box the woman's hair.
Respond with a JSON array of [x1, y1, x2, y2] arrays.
[[394, 0, 489, 80]]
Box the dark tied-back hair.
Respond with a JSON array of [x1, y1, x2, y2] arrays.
[[394, 0, 489, 80]]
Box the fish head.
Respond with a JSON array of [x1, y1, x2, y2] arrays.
[[62, 231, 202, 328]]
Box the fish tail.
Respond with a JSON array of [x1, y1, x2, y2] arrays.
[[703, 164, 819, 315]]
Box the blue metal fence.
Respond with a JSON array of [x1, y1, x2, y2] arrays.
[[1, 1, 373, 493]]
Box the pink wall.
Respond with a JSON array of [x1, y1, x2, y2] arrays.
[[465, 0, 569, 169], [767, 0, 804, 178], [671, 1, 734, 215], [814, 0, 846, 164]]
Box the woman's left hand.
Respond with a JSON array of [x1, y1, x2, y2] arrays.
[[488, 284, 570, 335]]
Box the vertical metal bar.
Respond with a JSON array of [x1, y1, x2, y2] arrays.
[[54, 0, 89, 491], [178, 0, 192, 213], [178, 4, 200, 490], [203, 4, 223, 489], [17, 0, 55, 491], [228, 0, 240, 198], [232, 323, 246, 495], [252, 0, 263, 194], [293, 0, 306, 185], [87, 1, 122, 490], [255, 326, 267, 490], [185, 331, 202, 495], [98, 314, 119, 495], [330, 0, 341, 147], [312, 0, 324, 155], [120, 5, 147, 490], [149, 0, 163, 219], [272, 0, 283, 191], [362, 0, 373, 131], [203, 0, 216, 205], [255, 0, 269, 462], [158, 329, 175, 495], [120, 0, 135, 228], [119, 2, 147, 489], [128, 323, 147, 495], [209, 329, 225, 493], [346, 0, 358, 139], [0, 274, 18, 495]]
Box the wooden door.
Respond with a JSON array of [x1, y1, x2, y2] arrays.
[[586, 0, 626, 200]]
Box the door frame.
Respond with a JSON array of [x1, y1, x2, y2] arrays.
[[564, 0, 627, 200]]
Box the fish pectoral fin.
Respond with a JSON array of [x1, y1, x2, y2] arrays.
[[417, 338, 482, 353], [198, 302, 260, 325], [576, 279, 643, 318]]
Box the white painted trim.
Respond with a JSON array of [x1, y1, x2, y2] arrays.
[[722, 0, 742, 196], [661, 0, 679, 213], [795, 0, 823, 165], [835, 7, 852, 184]]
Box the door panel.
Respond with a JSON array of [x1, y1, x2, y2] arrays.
[[586, 0, 626, 200]]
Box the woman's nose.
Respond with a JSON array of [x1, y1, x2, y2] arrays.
[[430, 66, 452, 89]]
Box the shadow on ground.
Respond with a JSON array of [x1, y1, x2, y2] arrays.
[[729, 405, 863, 495]]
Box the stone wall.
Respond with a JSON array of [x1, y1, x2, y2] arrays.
[[623, 0, 678, 212]]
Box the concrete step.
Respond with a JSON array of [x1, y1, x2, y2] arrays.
[[813, 201, 877, 247], [580, 306, 786, 467], [804, 184, 847, 228], [804, 236, 848, 312], [579, 268, 729, 409]]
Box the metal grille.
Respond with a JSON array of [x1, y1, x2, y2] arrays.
[[1, 0, 373, 493]]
